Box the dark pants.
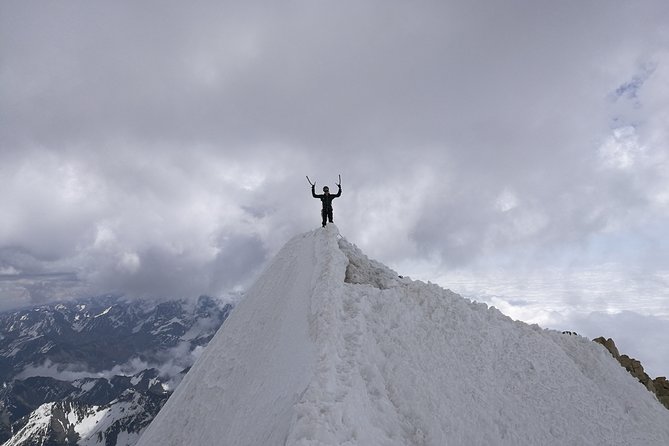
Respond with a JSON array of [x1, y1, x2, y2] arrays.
[[322, 208, 333, 226]]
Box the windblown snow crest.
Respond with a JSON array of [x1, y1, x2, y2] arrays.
[[138, 226, 669, 446]]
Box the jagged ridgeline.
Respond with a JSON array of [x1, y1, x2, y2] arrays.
[[0, 296, 232, 445], [138, 225, 669, 446]]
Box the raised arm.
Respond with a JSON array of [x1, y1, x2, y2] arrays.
[[333, 184, 342, 198], [311, 184, 320, 198]]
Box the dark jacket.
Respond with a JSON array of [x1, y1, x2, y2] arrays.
[[312, 185, 341, 210]]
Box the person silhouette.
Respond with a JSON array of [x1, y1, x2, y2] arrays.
[[311, 182, 341, 227]]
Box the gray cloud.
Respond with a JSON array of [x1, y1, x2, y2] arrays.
[[1, 1, 668, 374]]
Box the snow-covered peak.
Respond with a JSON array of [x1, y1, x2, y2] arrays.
[[137, 225, 669, 445]]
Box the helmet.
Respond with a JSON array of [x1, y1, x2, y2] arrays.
[[323, 186, 329, 192]]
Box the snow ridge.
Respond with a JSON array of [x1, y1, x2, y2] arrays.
[[137, 226, 669, 446], [137, 228, 325, 446]]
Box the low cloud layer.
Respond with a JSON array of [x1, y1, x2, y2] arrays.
[[1, 2, 668, 371], [17, 341, 205, 389]]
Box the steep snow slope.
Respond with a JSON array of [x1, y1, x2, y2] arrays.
[[137, 228, 325, 446], [137, 226, 669, 446]]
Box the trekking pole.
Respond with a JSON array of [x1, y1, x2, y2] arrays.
[[336, 174, 341, 187], [306, 176, 315, 187]]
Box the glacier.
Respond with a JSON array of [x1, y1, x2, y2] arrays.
[[137, 225, 669, 445]]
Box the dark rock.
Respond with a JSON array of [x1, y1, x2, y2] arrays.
[[593, 337, 620, 359], [653, 377, 669, 410]]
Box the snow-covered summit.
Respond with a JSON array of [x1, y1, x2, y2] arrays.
[[137, 225, 669, 445]]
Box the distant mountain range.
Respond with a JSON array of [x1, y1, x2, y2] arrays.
[[0, 295, 233, 445]]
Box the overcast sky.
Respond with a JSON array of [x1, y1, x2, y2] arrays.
[[1, 1, 668, 375]]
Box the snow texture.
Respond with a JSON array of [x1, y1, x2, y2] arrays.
[[137, 226, 669, 446], [3, 403, 54, 446]]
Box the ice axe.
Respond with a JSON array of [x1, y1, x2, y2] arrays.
[[306, 175, 341, 188]]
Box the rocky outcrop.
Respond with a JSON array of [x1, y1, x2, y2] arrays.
[[654, 377, 669, 409], [592, 337, 620, 359], [594, 337, 668, 409]]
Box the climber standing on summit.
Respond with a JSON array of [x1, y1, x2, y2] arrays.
[[307, 175, 341, 227]]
